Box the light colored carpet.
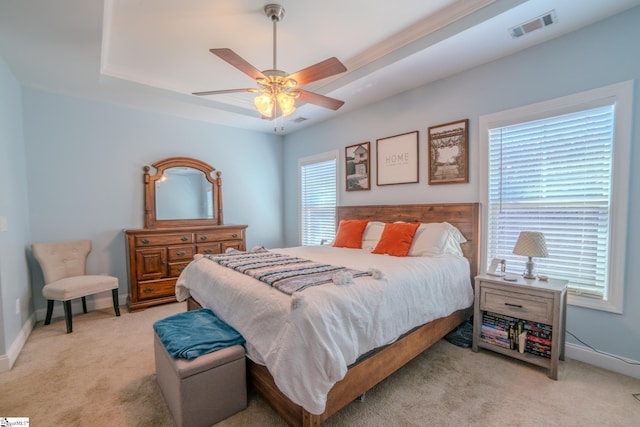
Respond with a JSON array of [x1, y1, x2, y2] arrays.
[[1, 302, 638, 426]]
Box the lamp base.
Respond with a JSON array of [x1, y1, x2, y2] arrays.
[[523, 257, 536, 279]]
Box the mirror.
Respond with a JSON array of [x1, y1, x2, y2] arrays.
[[155, 167, 212, 220], [144, 157, 223, 228]]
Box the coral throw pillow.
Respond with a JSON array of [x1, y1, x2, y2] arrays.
[[332, 219, 370, 248], [372, 222, 421, 257]]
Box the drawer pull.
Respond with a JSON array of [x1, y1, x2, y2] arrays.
[[181, 236, 188, 242], [200, 236, 208, 241], [232, 233, 238, 238], [161, 259, 166, 265], [178, 267, 185, 272], [204, 248, 212, 254], [143, 287, 153, 294], [141, 239, 150, 244], [504, 302, 523, 308], [176, 251, 186, 256]]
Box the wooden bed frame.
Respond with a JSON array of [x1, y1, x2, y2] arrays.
[[188, 203, 480, 426]]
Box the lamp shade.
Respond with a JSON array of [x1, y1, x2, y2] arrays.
[[513, 231, 548, 258]]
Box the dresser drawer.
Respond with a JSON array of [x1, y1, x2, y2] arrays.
[[222, 240, 243, 252], [167, 245, 195, 261], [135, 233, 193, 247], [197, 243, 222, 255], [169, 261, 191, 277], [137, 279, 176, 300], [195, 229, 243, 243], [480, 287, 553, 324]]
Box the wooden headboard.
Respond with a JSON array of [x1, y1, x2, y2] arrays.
[[336, 203, 481, 281]]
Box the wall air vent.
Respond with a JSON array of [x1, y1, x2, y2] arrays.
[[509, 10, 557, 39], [292, 117, 308, 123]]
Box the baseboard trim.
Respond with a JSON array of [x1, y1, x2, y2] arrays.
[[34, 292, 128, 322], [566, 342, 640, 379], [0, 312, 36, 373]]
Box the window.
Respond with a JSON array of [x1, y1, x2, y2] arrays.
[[479, 81, 632, 313], [299, 151, 338, 246]]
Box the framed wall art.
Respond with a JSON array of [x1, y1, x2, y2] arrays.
[[376, 131, 419, 186], [428, 119, 469, 185], [345, 142, 371, 191]]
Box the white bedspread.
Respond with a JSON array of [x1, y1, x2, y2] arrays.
[[175, 246, 473, 415]]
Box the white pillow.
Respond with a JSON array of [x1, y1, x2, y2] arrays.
[[409, 222, 466, 257], [361, 221, 385, 251], [443, 222, 467, 256]]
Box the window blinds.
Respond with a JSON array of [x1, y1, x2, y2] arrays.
[[487, 105, 614, 297], [300, 158, 337, 246]]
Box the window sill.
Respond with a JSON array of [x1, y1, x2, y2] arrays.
[[568, 292, 622, 314]]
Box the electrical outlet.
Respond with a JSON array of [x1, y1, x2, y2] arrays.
[[16, 298, 20, 314], [0, 216, 8, 232]]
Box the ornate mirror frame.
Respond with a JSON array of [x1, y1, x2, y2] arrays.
[[144, 157, 223, 228]]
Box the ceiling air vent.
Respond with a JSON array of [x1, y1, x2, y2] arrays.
[[292, 117, 308, 123], [509, 10, 556, 39]]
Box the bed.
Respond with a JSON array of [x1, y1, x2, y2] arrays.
[[178, 203, 480, 426]]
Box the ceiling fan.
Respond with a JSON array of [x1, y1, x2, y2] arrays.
[[193, 4, 347, 129]]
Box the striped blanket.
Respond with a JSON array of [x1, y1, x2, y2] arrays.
[[204, 249, 372, 295]]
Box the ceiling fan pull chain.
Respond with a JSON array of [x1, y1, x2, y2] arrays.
[[280, 111, 285, 132], [273, 97, 278, 132]]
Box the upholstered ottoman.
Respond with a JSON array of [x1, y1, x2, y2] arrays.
[[154, 332, 247, 427]]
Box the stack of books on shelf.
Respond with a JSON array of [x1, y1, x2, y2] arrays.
[[480, 311, 552, 359], [524, 322, 553, 359], [480, 312, 513, 349]]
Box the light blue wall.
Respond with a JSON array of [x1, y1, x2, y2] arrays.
[[0, 56, 31, 357], [22, 90, 285, 314], [283, 8, 640, 364]]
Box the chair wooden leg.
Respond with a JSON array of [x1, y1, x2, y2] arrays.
[[63, 300, 73, 333], [81, 296, 88, 313], [45, 300, 54, 325], [112, 288, 121, 317]]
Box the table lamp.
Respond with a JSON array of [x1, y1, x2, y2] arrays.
[[512, 231, 548, 279]]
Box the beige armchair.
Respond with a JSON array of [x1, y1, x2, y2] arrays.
[[32, 240, 120, 333]]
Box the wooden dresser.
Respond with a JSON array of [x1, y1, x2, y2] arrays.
[[124, 225, 247, 311], [126, 156, 246, 311]]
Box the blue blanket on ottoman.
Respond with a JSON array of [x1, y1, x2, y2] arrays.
[[153, 309, 245, 360]]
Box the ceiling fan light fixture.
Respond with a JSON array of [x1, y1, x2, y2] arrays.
[[194, 3, 346, 132], [276, 92, 296, 116], [254, 93, 275, 118]]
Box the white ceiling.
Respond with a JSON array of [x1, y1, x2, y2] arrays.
[[1, 0, 638, 134]]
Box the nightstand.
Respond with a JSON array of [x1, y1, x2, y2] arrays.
[[472, 273, 568, 379]]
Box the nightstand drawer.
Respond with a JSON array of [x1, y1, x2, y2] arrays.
[[481, 288, 553, 324]]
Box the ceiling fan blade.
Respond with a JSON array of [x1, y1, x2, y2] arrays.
[[297, 90, 344, 110], [192, 88, 254, 96], [288, 57, 347, 86], [210, 48, 266, 80]]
